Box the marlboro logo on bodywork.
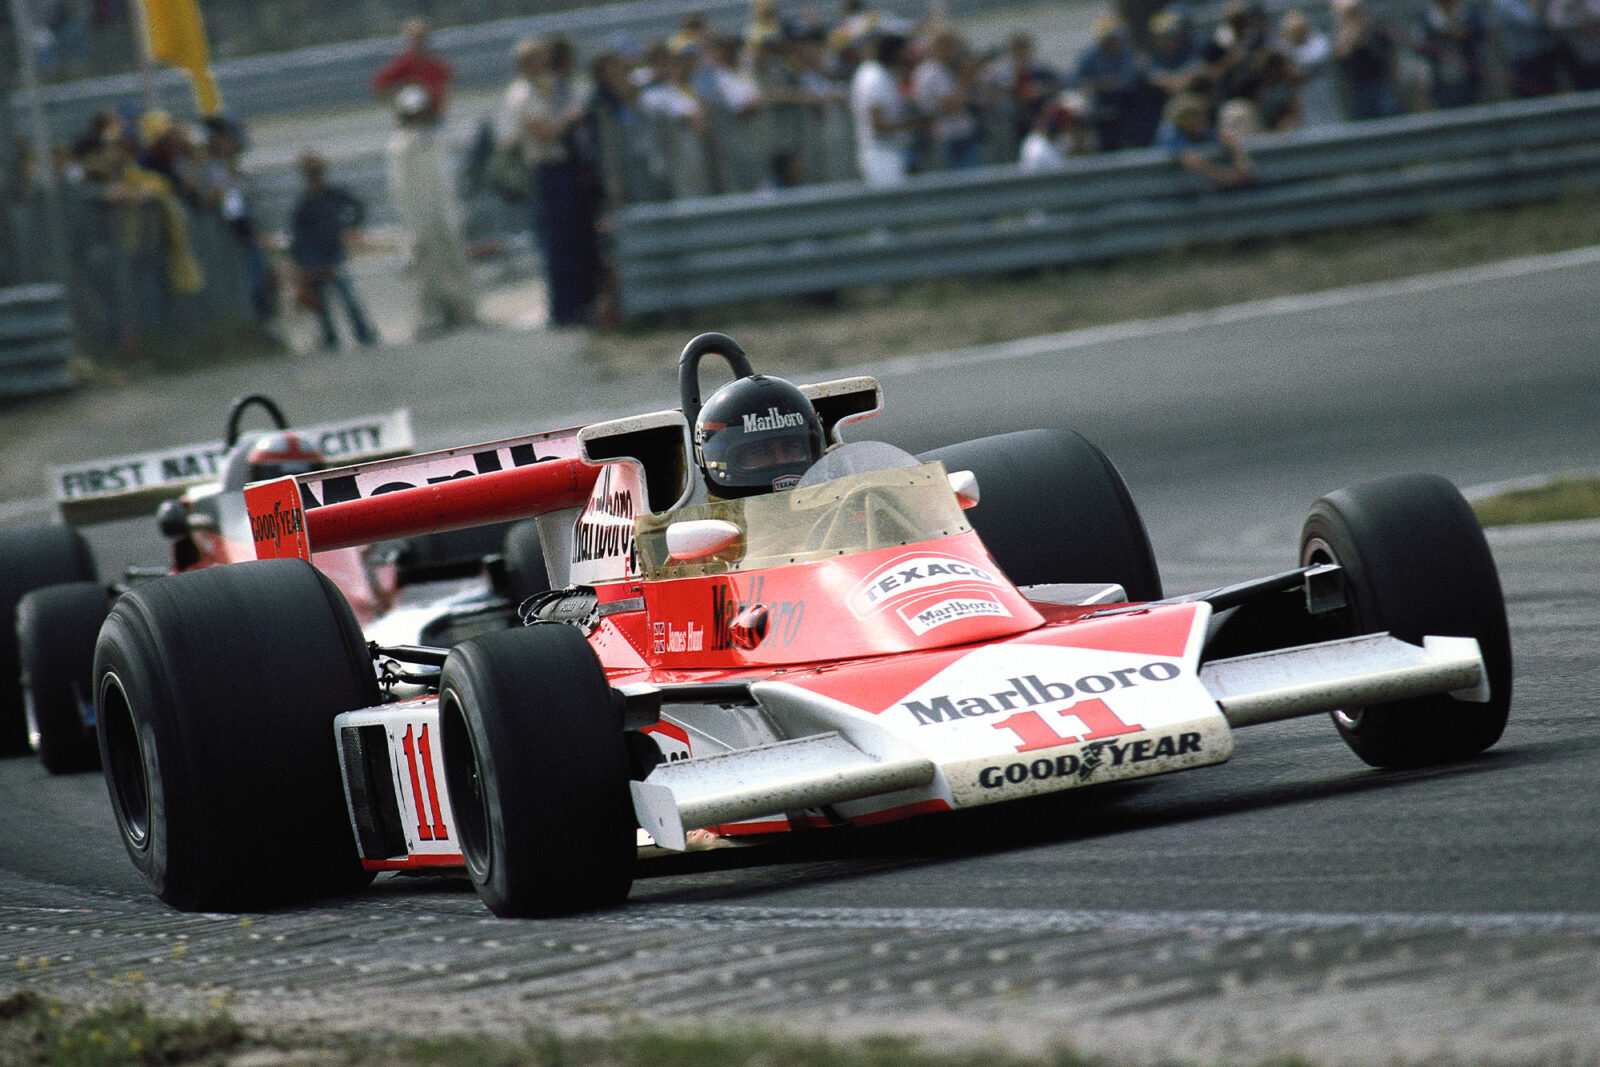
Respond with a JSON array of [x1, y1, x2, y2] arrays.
[[903, 596, 1010, 634]]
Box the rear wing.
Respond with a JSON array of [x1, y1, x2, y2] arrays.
[[244, 426, 596, 561], [49, 410, 413, 527], [244, 374, 883, 564]]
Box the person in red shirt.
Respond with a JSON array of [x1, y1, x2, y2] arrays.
[[371, 18, 454, 124]]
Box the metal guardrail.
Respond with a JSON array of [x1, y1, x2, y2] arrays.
[[610, 92, 1600, 317], [0, 284, 74, 398]]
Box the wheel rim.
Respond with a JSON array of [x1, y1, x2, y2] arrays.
[[1301, 534, 1365, 731], [23, 691, 39, 753], [440, 693, 491, 882], [99, 673, 151, 851]]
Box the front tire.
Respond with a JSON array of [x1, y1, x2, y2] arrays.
[[95, 559, 379, 910], [440, 624, 633, 917], [1301, 474, 1512, 768], [919, 429, 1161, 600], [18, 582, 111, 775], [1, 524, 96, 755]]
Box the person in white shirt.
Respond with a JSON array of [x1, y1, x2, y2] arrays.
[[1018, 92, 1090, 171], [850, 33, 917, 185]]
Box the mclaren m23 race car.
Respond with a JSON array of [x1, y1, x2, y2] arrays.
[[94, 334, 1512, 918]]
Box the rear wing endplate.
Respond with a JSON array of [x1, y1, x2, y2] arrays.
[[244, 426, 596, 560]]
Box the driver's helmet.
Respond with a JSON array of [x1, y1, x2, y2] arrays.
[[694, 374, 825, 498], [245, 431, 324, 483]]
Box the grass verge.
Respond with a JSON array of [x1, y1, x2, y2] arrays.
[[0, 990, 244, 1066], [0, 990, 1124, 1067], [1470, 476, 1600, 527]]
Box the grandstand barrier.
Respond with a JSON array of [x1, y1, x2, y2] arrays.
[[0, 284, 74, 399], [609, 91, 1600, 318], [2, 188, 275, 377]]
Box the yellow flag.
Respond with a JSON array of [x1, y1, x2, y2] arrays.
[[142, 0, 222, 116]]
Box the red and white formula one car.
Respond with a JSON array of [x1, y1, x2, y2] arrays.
[[93, 334, 1511, 917], [6, 396, 537, 776], [1, 396, 412, 773]]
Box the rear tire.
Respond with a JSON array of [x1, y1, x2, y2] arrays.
[[919, 429, 1161, 600], [440, 624, 633, 917], [1, 524, 96, 756], [95, 559, 379, 910], [500, 520, 551, 611], [18, 582, 110, 775], [1300, 474, 1512, 768]]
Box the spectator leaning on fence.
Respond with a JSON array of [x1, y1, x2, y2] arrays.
[[985, 32, 1062, 150], [639, 41, 715, 198], [1332, 0, 1404, 118], [1492, 0, 1564, 95], [1417, 0, 1489, 108], [1154, 91, 1255, 186], [912, 27, 984, 170], [503, 35, 602, 327], [1277, 10, 1342, 126], [98, 121, 206, 299], [748, 29, 809, 187], [1548, 0, 1600, 89], [1018, 91, 1090, 169], [199, 116, 276, 324], [1073, 15, 1146, 151], [589, 48, 672, 204]]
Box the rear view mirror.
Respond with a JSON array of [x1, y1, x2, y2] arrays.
[[666, 519, 742, 561], [948, 470, 980, 509]]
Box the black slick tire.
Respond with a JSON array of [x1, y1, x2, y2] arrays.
[[1, 524, 96, 756], [1300, 474, 1512, 768], [919, 429, 1162, 600], [94, 559, 379, 910], [440, 623, 633, 917], [17, 582, 110, 774], [500, 520, 551, 611]]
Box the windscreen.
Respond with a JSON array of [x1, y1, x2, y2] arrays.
[[635, 462, 971, 578]]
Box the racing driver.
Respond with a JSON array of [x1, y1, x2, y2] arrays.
[[693, 374, 826, 500]]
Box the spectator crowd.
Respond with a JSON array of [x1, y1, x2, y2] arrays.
[[481, 0, 1600, 209], [8, 0, 1600, 334]]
